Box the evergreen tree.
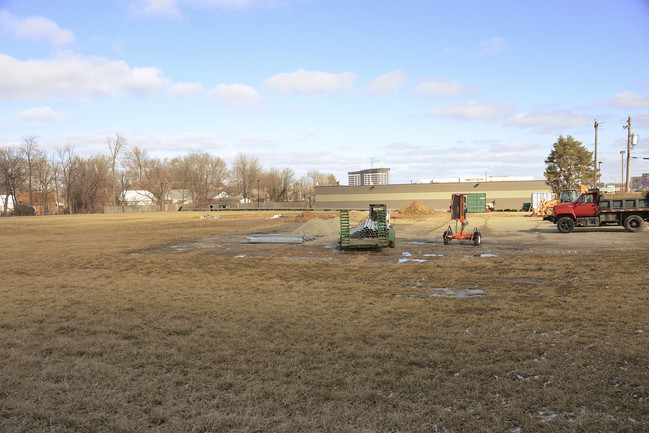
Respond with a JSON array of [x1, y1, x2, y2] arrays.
[[544, 135, 594, 194]]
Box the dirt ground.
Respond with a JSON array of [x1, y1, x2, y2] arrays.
[[1, 210, 648, 432], [151, 210, 649, 261]]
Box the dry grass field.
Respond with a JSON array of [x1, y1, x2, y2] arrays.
[[1, 210, 648, 432]]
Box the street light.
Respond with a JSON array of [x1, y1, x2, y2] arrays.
[[598, 161, 603, 186], [620, 151, 625, 191]]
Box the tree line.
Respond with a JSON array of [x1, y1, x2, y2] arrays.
[[0, 134, 339, 215]]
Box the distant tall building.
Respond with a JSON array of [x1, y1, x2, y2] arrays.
[[348, 168, 390, 186]]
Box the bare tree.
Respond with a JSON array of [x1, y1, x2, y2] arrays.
[[168, 156, 191, 201], [69, 156, 110, 213], [325, 173, 339, 186], [124, 146, 148, 188], [262, 169, 282, 202], [141, 158, 170, 211], [263, 168, 295, 202], [116, 170, 131, 210], [20, 135, 41, 208], [303, 169, 338, 194], [231, 153, 261, 201], [106, 134, 127, 206], [292, 178, 309, 202], [56, 145, 75, 213], [280, 168, 295, 201], [182, 151, 228, 204], [33, 155, 56, 214], [0, 146, 27, 215]]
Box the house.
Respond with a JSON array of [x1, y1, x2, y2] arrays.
[[16, 191, 58, 214], [167, 189, 192, 205], [122, 190, 154, 206], [0, 195, 16, 213]]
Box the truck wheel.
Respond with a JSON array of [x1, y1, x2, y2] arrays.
[[623, 215, 644, 232], [556, 217, 575, 233]]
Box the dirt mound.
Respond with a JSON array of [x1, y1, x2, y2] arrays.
[[294, 217, 340, 236], [397, 201, 435, 216], [298, 211, 337, 221]]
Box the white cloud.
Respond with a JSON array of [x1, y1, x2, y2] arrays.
[[128, 0, 282, 17], [634, 114, 649, 129], [57, 131, 228, 156], [209, 83, 262, 107], [475, 36, 505, 56], [128, 0, 182, 18], [235, 137, 278, 149], [0, 53, 170, 101], [364, 71, 407, 94], [597, 91, 649, 109], [507, 110, 591, 131], [152, 131, 228, 151], [0, 11, 74, 46], [264, 69, 356, 94], [16, 106, 69, 121], [187, 0, 258, 7], [506, 109, 591, 132], [169, 81, 203, 97], [428, 100, 513, 120], [412, 76, 477, 98]]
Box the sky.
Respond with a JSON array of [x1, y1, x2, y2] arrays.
[[0, 0, 648, 186]]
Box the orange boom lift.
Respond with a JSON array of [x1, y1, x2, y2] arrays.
[[442, 194, 482, 246]]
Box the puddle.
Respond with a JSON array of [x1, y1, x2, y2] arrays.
[[402, 252, 412, 257], [235, 254, 246, 258], [289, 256, 337, 261], [398, 258, 428, 263], [417, 253, 498, 258], [396, 288, 485, 299]]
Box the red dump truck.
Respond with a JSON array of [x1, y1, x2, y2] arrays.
[[546, 189, 649, 233]]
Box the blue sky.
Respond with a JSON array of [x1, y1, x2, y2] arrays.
[[1, 0, 648, 185]]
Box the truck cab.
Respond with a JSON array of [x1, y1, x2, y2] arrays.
[[551, 190, 601, 233], [553, 191, 599, 218]]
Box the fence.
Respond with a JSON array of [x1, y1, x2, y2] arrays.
[[104, 202, 313, 213], [104, 205, 167, 214]]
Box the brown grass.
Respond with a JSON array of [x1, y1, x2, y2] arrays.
[[1, 212, 648, 432]]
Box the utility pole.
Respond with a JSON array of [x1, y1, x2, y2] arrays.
[[623, 116, 631, 192], [593, 119, 599, 187], [620, 150, 625, 188]]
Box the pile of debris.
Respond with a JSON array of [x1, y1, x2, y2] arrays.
[[294, 217, 340, 236], [397, 201, 435, 216]]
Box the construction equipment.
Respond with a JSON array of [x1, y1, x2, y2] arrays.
[[533, 184, 589, 217], [338, 203, 395, 249], [442, 194, 482, 246]]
